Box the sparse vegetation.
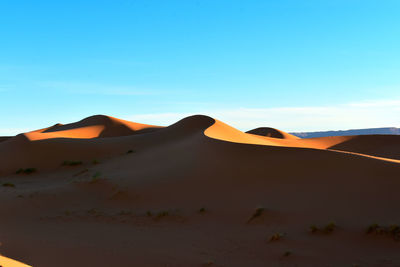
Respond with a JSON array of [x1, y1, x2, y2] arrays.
[[309, 222, 336, 234], [366, 223, 380, 234], [90, 172, 102, 183], [156, 211, 169, 219], [247, 206, 264, 223], [62, 160, 83, 166], [118, 210, 132, 216], [203, 260, 214, 266], [73, 168, 88, 177], [199, 207, 206, 213], [310, 225, 318, 233], [2, 182, 15, 187], [109, 190, 124, 200], [269, 232, 285, 241], [366, 223, 400, 240], [16, 168, 36, 174], [389, 224, 400, 236], [283, 250, 292, 257], [87, 208, 97, 215], [146, 210, 172, 220], [92, 159, 99, 164], [323, 222, 336, 233], [127, 149, 135, 154]]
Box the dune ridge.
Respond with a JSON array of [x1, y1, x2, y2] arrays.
[[1, 115, 400, 176]]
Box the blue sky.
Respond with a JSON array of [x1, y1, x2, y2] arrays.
[[1, 0, 400, 135]]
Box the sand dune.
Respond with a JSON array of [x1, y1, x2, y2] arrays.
[[1, 115, 400, 266]]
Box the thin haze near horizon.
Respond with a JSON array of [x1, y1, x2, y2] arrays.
[[1, 0, 400, 135]]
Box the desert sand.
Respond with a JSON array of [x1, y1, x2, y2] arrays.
[[1, 114, 400, 266]]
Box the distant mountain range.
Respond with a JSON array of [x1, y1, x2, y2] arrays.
[[291, 127, 400, 138]]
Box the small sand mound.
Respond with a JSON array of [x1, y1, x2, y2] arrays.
[[246, 127, 299, 139]]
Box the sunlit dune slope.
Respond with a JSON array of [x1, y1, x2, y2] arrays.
[[0, 255, 31, 267], [24, 115, 162, 141]]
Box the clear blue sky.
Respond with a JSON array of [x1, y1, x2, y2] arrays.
[[1, 0, 400, 134]]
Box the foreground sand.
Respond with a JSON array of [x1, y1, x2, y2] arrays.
[[1, 115, 400, 266]]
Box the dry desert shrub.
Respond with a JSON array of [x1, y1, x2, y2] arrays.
[[16, 167, 37, 174], [62, 160, 83, 166], [366, 223, 400, 240], [269, 232, 285, 242], [247, 206, 264, 223], [309, 222, 336, 234]]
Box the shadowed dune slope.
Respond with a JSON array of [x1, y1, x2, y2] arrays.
[[0, 136, 11, 143], [246, 127, 299, 139], [273, 135, 400, 160], [328, 134, 400, 160]]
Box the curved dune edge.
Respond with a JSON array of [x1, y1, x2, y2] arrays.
[[24, 125, 106, 140], [204, 119, 400, 164], [0, 255, 31, 267], [21, 115, 162, 141]]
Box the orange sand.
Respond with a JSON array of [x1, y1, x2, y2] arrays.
[[0, 255, 31, 267]]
